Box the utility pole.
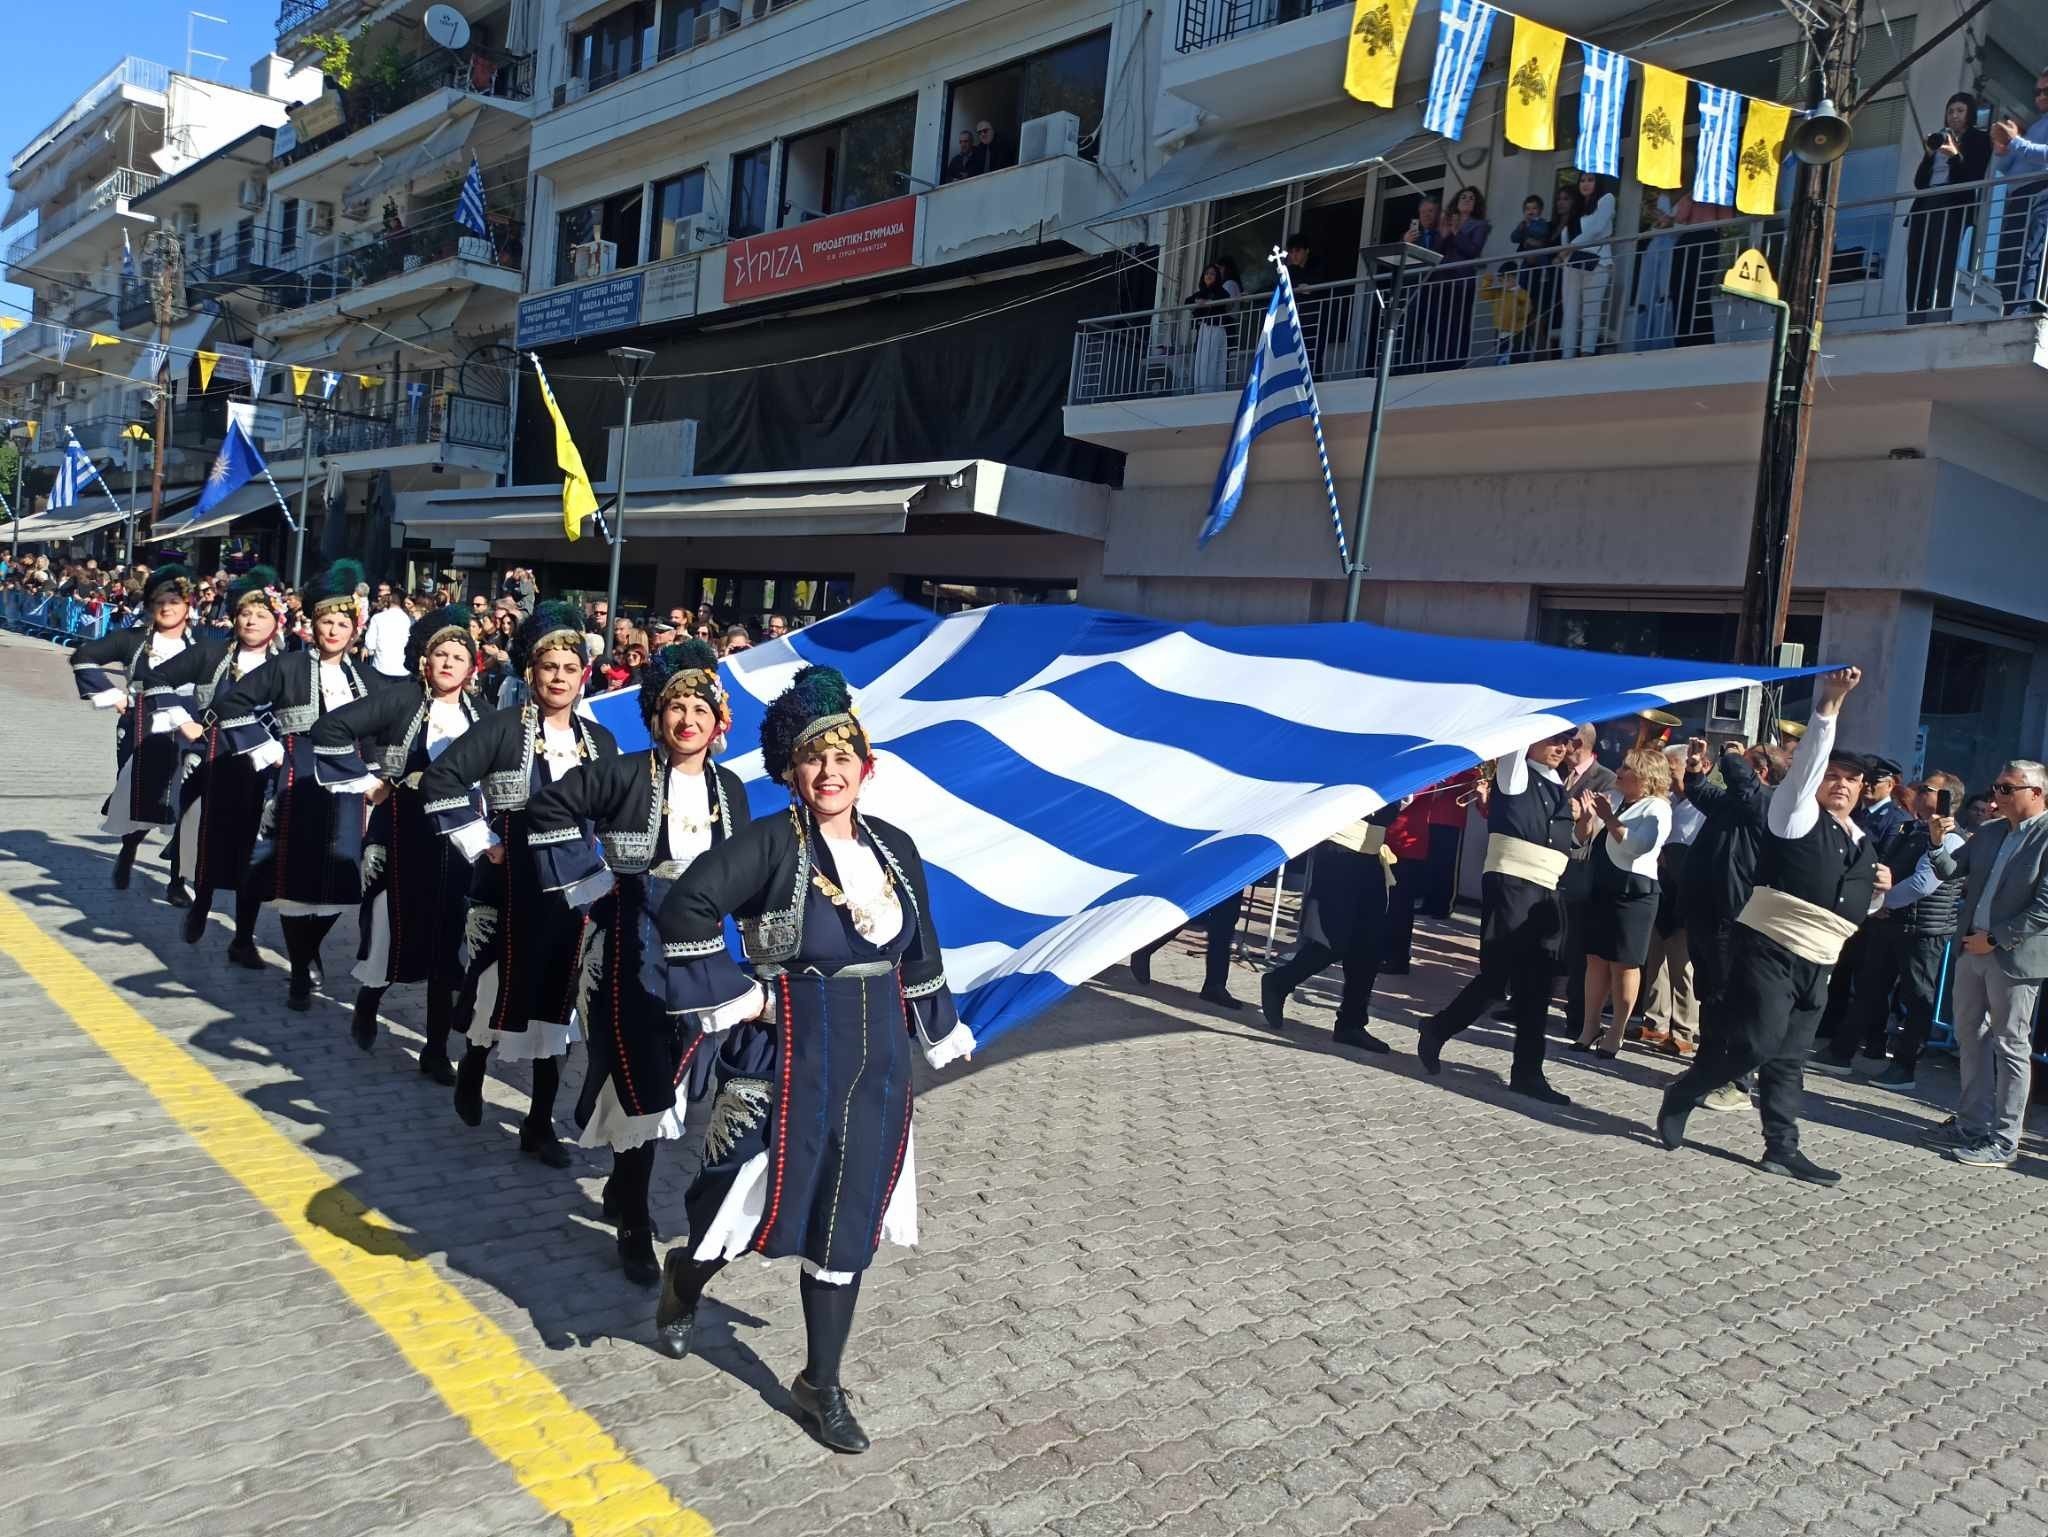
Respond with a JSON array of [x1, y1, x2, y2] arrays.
[[1733, 2, 1862, 667], [145, 228, 184, 532]]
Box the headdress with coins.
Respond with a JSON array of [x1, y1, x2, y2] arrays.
[[760, 665, 869, 784], [638, 638, 731, 737]]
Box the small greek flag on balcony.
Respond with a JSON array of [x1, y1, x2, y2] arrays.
[[51, 433, 105, 511], [1198, 250, 1348, 570], [1576, 45, 1626, 178], [1694, 85, 1743, 207], [1422, 0, 1496, 141], [456, 155, 488, 237]]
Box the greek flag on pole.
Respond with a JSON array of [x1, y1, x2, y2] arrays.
[[456, 155, 488, 237], [50, 434, 104, 510], [1422, 0, 1497, 141], [586, 595, 1823, 1044], [1198, 252, 1348, 564], [121, 230, 138, 284], [1694, 85, 1743, 206], [1576, 45, 1626, 177]]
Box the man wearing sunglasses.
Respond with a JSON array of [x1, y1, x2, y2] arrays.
[[1923, 761, 2048, 1167]]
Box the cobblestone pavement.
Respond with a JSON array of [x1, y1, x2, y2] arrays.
[[5, 630, 2048, 1537]]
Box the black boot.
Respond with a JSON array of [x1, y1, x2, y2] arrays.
[[112, 833, 144, 890], [655, 1252, 723, 1360], [181, 901, 207, 946], [164, 878, 193, 909], [519, 1117, 572, 1169], [287, 961, 313, 1012], [418, 986, 456, 1085], [350, 987, 383, 1052], [617, 1227, 659, 1288], [601, 1144, 661, 1239], [453, 1044, 489, 1126]]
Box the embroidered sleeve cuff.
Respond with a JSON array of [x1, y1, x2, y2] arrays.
[[248, 739, 286, 772], [322, 772, 382, 796], [922, 1019, 976, 1070], [449, 820, 499, 863], [148, 704, 194, 734], [689, 979, 766, 1033]]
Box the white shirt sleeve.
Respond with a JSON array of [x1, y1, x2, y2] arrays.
[[1495, 751, 1530, 797], [1767, 710, 1836, 841]]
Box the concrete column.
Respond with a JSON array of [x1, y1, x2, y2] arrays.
[[1817, 589, 1933, 761]]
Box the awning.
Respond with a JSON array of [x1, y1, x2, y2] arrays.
[[11, 504, 129, 542], [147, 479, 284, 542], [1092, 102, 1425, 224], [342, 113, 478, 211], [130, 312, 215, 381]]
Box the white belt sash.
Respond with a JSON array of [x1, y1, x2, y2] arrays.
[[1482, 833, 1571, 890], [1327, 821, 1397, 891], [1736, 885, 1862, 966]]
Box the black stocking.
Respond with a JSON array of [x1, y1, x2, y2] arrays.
[[608, 1143, 657, 1229], [672, 1254, 727, 1310], [800, 1270, 863, 1390], [527, 1055, 561, 1128], [422, 984, 456, 1062], [232, 883, 261, 946]]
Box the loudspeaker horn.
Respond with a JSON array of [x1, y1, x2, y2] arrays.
[[1789, 99, 1852, 166]]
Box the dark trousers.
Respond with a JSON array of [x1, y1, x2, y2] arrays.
[[1422, 824, 1462, 917], [1815, 925, 1873, 1056], [1433, 872, 1560, 1084], [1134, 891, 1243, 993], [1689, 917, 1750, 1091], [1665, 927, 1831, 1157], [1384, 859, 1420, 973], [1833, 923, 1949, 1070], [1555, 891, 1588, 1031]]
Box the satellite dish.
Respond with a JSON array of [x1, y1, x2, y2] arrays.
[[423, 5, 471, 50]]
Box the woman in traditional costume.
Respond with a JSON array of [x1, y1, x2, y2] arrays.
[[309, 605, 484, 1083], [526, 639, 752, 1285], [71, 564, 198, 902], [651, 666, 975, 1454], [209, 560, 378, 1010], [157, 567, 288, 967], [416, 600, 617, 1167]]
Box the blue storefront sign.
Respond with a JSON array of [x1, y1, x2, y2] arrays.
[[516, 272, 645, 349]]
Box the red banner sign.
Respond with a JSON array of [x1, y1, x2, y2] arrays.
[[724, 196, 920, 303]]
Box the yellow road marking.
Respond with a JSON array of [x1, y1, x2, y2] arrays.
[[0, 894, 712, 1537]]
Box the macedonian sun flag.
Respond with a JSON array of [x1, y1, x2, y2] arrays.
[[1637, 65, 1688, 190], [1505, 15, 1567, 152], [1343, 0, 1419, 110]]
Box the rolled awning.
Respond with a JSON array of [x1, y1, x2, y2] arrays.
[[342, 113, 478, 211], [10, 504, 129, 542], [1091, 102, 1425, 224], [404, 480, 933, 542]]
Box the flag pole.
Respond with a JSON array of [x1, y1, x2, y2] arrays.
[[1343, 242, 1439, 624]]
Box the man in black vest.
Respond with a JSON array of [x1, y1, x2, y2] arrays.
[[1656, 668, 1891, 1184], [1813, 770, 1967, 1084], [1418, 728, 1584, 1105]]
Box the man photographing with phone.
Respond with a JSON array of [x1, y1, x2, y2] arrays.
[[1989, 71, 2048, 314]]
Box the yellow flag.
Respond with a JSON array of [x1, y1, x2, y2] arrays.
[[88, 332, 119, 349], [1504, 16, 1567, 152], [1343, 0, 1418, 110], [290, 364, 312, 397], [356, 374, 378, 391], [1638, 66, 1687, 189], [0, 317, 21, 333], [21, 420, 36, 439], [1736, 99, 1792, 215], [197, 350, 219, 391], [528, 353, 596, 543]]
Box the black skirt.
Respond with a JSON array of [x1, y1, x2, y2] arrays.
[[1585, 843, 1658, 967]]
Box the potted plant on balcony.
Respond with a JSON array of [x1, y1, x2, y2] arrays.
[[366, 41, 410, 116]]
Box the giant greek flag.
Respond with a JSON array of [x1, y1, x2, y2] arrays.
[[589, 595, 1815, 1044]]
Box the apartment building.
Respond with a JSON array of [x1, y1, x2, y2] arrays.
[[0, 56, 317, 533]]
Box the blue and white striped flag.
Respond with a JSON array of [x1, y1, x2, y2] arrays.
[[121, 230, 138, 285], [1198, 252, 1347, 561], [1576, 44, 1627, 177], [587, 595, 1821, 1044], [1422, 0, 1497, 141], [456, 154, 488, 237], [1695, 84, 1743, 206], [50, 433, 105, 510]]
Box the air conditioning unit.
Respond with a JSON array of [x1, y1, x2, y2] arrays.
[[681, 215, 722, 253], [237, 177, 267, 211], [693, 5, 739, 45], [174, 203, 202, 234], [309, 201, 335, 235], [52, 380, 75, 402], [571, 238, 618, 278], [1018, 111, 1081, 164]]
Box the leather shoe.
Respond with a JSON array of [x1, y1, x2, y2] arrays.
[[1332, 1023, 1391, 1053], [617, 1226, 659, 1288], [654, 1251, 698, 1360], [286, 967, 313, 1012], [1509, 1076, 1572, 1107], [1636, 1028, 1671, 1050], [1416, 1020, 1444, 1076], [1566, 1039, 1594, 1053], [520, 1118, 572, 1169], [1199, 985, 1242, 1011], [181, 905, 207, 946], [453, 1051, 487, 1127], [417, 1049, 456, 1087], [1656, 1093, 1691, 1151], [164, 879, 193, 909], [227, 937, 265, 971], [1759, 1149, 1841, 1186], [1256, 974, 1289, 1033], [791, 1374, 871, 1454], [1873, 1061, 1915, 1087]]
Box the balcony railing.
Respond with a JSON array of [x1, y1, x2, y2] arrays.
[[309, 394, 508, 456], [1070, 172, 2048, 406], [7, 166, 163, 261], [277, 0, 343, 33], [554, 0, 805, 107], [1176, 0, 1346, 53], [11, 57, 169, 174], [264, 216, 524, 313], [276, 49, 535, 168]]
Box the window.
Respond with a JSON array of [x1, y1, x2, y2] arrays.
[[1920, 623, 2032, 792], [235, 217, 254, 265], [729, 145, 773, 239], [780, 98, 915, 223], [658, 0, 731, 60], [278, 197, 299, 255], [554, 186, 646, 285], [650, 169, 707, 260], [943, 30, 1111, 182], [575, 1, 654, 90]]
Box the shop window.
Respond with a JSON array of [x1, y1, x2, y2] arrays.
[[904, 577, 1077, 614], [555, 186, 645, 285], [1920, 624, 2032, 792], [695, 569, 853, 622], [780, 98, 916, 223], [942, 31, 1111, 183], [649, 169, 706, 259], [729, 145, 773, 239]]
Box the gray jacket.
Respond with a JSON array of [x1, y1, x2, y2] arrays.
[[1933, 814, 2048, 980]]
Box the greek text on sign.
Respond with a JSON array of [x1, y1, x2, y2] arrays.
[[1721, 247, 1780, 303], [725, 196, 920, 302]]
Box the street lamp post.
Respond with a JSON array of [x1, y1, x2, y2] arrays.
[[120, 424, 152, 568], [1343, 241, 1440, 623], [603, 346, 655, 655]]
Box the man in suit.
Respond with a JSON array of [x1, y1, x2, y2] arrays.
[[1551, 725, 1619, 1032], [1925, 759, 2048, 1167]]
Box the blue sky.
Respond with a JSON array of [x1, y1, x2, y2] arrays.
[[3, 2, 282, 321]]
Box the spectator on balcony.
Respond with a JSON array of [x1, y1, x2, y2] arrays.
[[1423, 186, 1489, 371], [943, 129, 978, 184], [1909, 93, 1993, 323], [1498, 195, 1552, 363], [1669, 189, 1736, 346], [1398, 200, 1446, 368], [1634, 195, 1679, 350], [1186, 263, 1233, 393], [1560, 172, 1616, 361], [1216, 255, 1243, 298], [975, 120, 1011, 173], [1991, 75, 2048, 316]]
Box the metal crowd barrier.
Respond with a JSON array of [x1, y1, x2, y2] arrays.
[[0, 587, 130, 646]]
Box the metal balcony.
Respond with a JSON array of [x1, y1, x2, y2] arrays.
[[1176, 0, 1348, 53], [11, 58, 169, 175]]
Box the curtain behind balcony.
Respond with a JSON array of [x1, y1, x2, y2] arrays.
[[517, 254, 1150, 489]]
